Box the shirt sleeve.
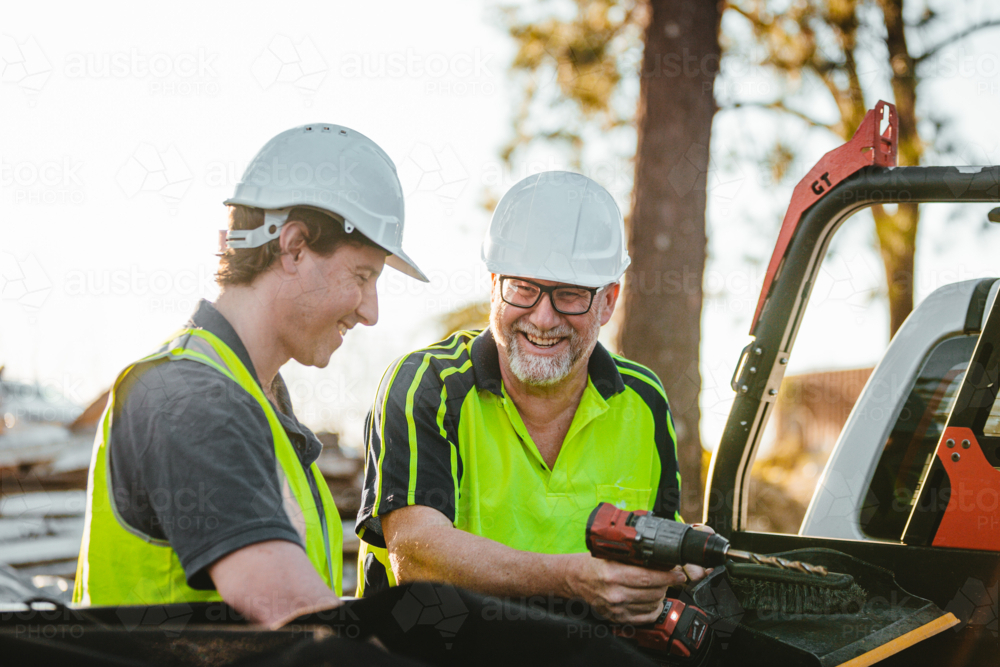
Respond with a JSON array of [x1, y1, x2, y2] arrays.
[[652, 391, 683, 522], [620, 364, 683, 522], [110, 359, 304, 590], [655, 403, 683, 522], [356, 353, 459, 548]]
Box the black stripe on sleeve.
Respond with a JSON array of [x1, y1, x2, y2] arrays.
[[356, 355, 408, 548], [619, 370, 681, 519], [356, 334, 475, 547]]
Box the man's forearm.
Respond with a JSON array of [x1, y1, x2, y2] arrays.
[[384, 508, 574, 599], [382, 505, 686, 624], [210, 540, 341, 628]]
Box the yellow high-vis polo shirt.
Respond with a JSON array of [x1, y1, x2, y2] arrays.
[[354, 328, 681, 596]]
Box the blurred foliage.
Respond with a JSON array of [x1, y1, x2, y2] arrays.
[[492, 0, 1000, 336], [498, 0, 646, 167], [725, 0, 1000, 334], [438, 300, 491, 338]]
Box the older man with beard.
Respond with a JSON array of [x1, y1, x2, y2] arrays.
[[355, 172, 706, 625]]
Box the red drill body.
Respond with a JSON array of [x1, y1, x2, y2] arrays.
[[585, 503, 731, 570]]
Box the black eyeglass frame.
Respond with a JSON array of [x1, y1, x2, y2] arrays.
[[498, 276, 600, 315]]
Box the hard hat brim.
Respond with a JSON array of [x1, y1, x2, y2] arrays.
[[222, 200, 428, 283], [386, 248, 429, 282]]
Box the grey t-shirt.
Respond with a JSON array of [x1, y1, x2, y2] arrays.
[[108, 299, 327, 590]]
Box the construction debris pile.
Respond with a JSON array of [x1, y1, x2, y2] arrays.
[[0, 375, 364, 600]]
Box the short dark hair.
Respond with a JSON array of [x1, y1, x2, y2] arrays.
[[216, 205, 382, 287]]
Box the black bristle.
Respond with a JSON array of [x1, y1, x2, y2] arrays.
[[726, 563, 868, 615]]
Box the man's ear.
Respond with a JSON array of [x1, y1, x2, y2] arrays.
[[598, 283, 621, 326], [277, 221, 309, 274]]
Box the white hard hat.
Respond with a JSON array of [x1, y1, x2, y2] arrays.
[[482, 171, 630, 288], [224, 123, 428, 282]]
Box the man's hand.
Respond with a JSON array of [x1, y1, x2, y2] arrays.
[[561, 552, 686, 625]]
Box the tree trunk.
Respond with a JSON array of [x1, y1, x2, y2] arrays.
[[618, 0, 721, 522], [877, 0, 922, 336]]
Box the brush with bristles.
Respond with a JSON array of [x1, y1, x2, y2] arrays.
[[725, 562, 868, 615]]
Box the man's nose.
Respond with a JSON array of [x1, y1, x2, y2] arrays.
[[528, 291, 562, 329], [357, 286, 379, 327]]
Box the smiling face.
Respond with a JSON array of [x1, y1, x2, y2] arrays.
[[278, 242, 386, 369], [490, 275, 619, 388]]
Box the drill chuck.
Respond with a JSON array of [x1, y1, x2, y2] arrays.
[[586, 503, 731, 570], [634, 512, 732, 568]]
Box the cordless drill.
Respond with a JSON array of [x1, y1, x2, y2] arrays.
[[585, 502, 828, 574], [584, 503, 828, 660]]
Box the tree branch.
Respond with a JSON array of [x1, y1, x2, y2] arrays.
[[729, 100, 835, 132], [724, 2, 769, 30], [915, 19, 1000, 64]]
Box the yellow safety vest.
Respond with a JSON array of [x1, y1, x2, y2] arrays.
[[73, 328, 342, 606]]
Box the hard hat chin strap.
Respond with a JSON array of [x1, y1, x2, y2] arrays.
[[225, 209, 291, 249]]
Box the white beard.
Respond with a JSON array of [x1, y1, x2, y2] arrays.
[[492, 308, 600, 387], [508, 331, 575, 385]]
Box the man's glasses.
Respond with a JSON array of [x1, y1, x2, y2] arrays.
[[499, 276, 598, 316]]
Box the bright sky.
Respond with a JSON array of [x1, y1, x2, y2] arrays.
[[3, 0, 1000, 453]]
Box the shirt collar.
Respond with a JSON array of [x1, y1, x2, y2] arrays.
[[185, 299, 322, 463], [471, 327, 625, 400], [187, 299, 260, 385]]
